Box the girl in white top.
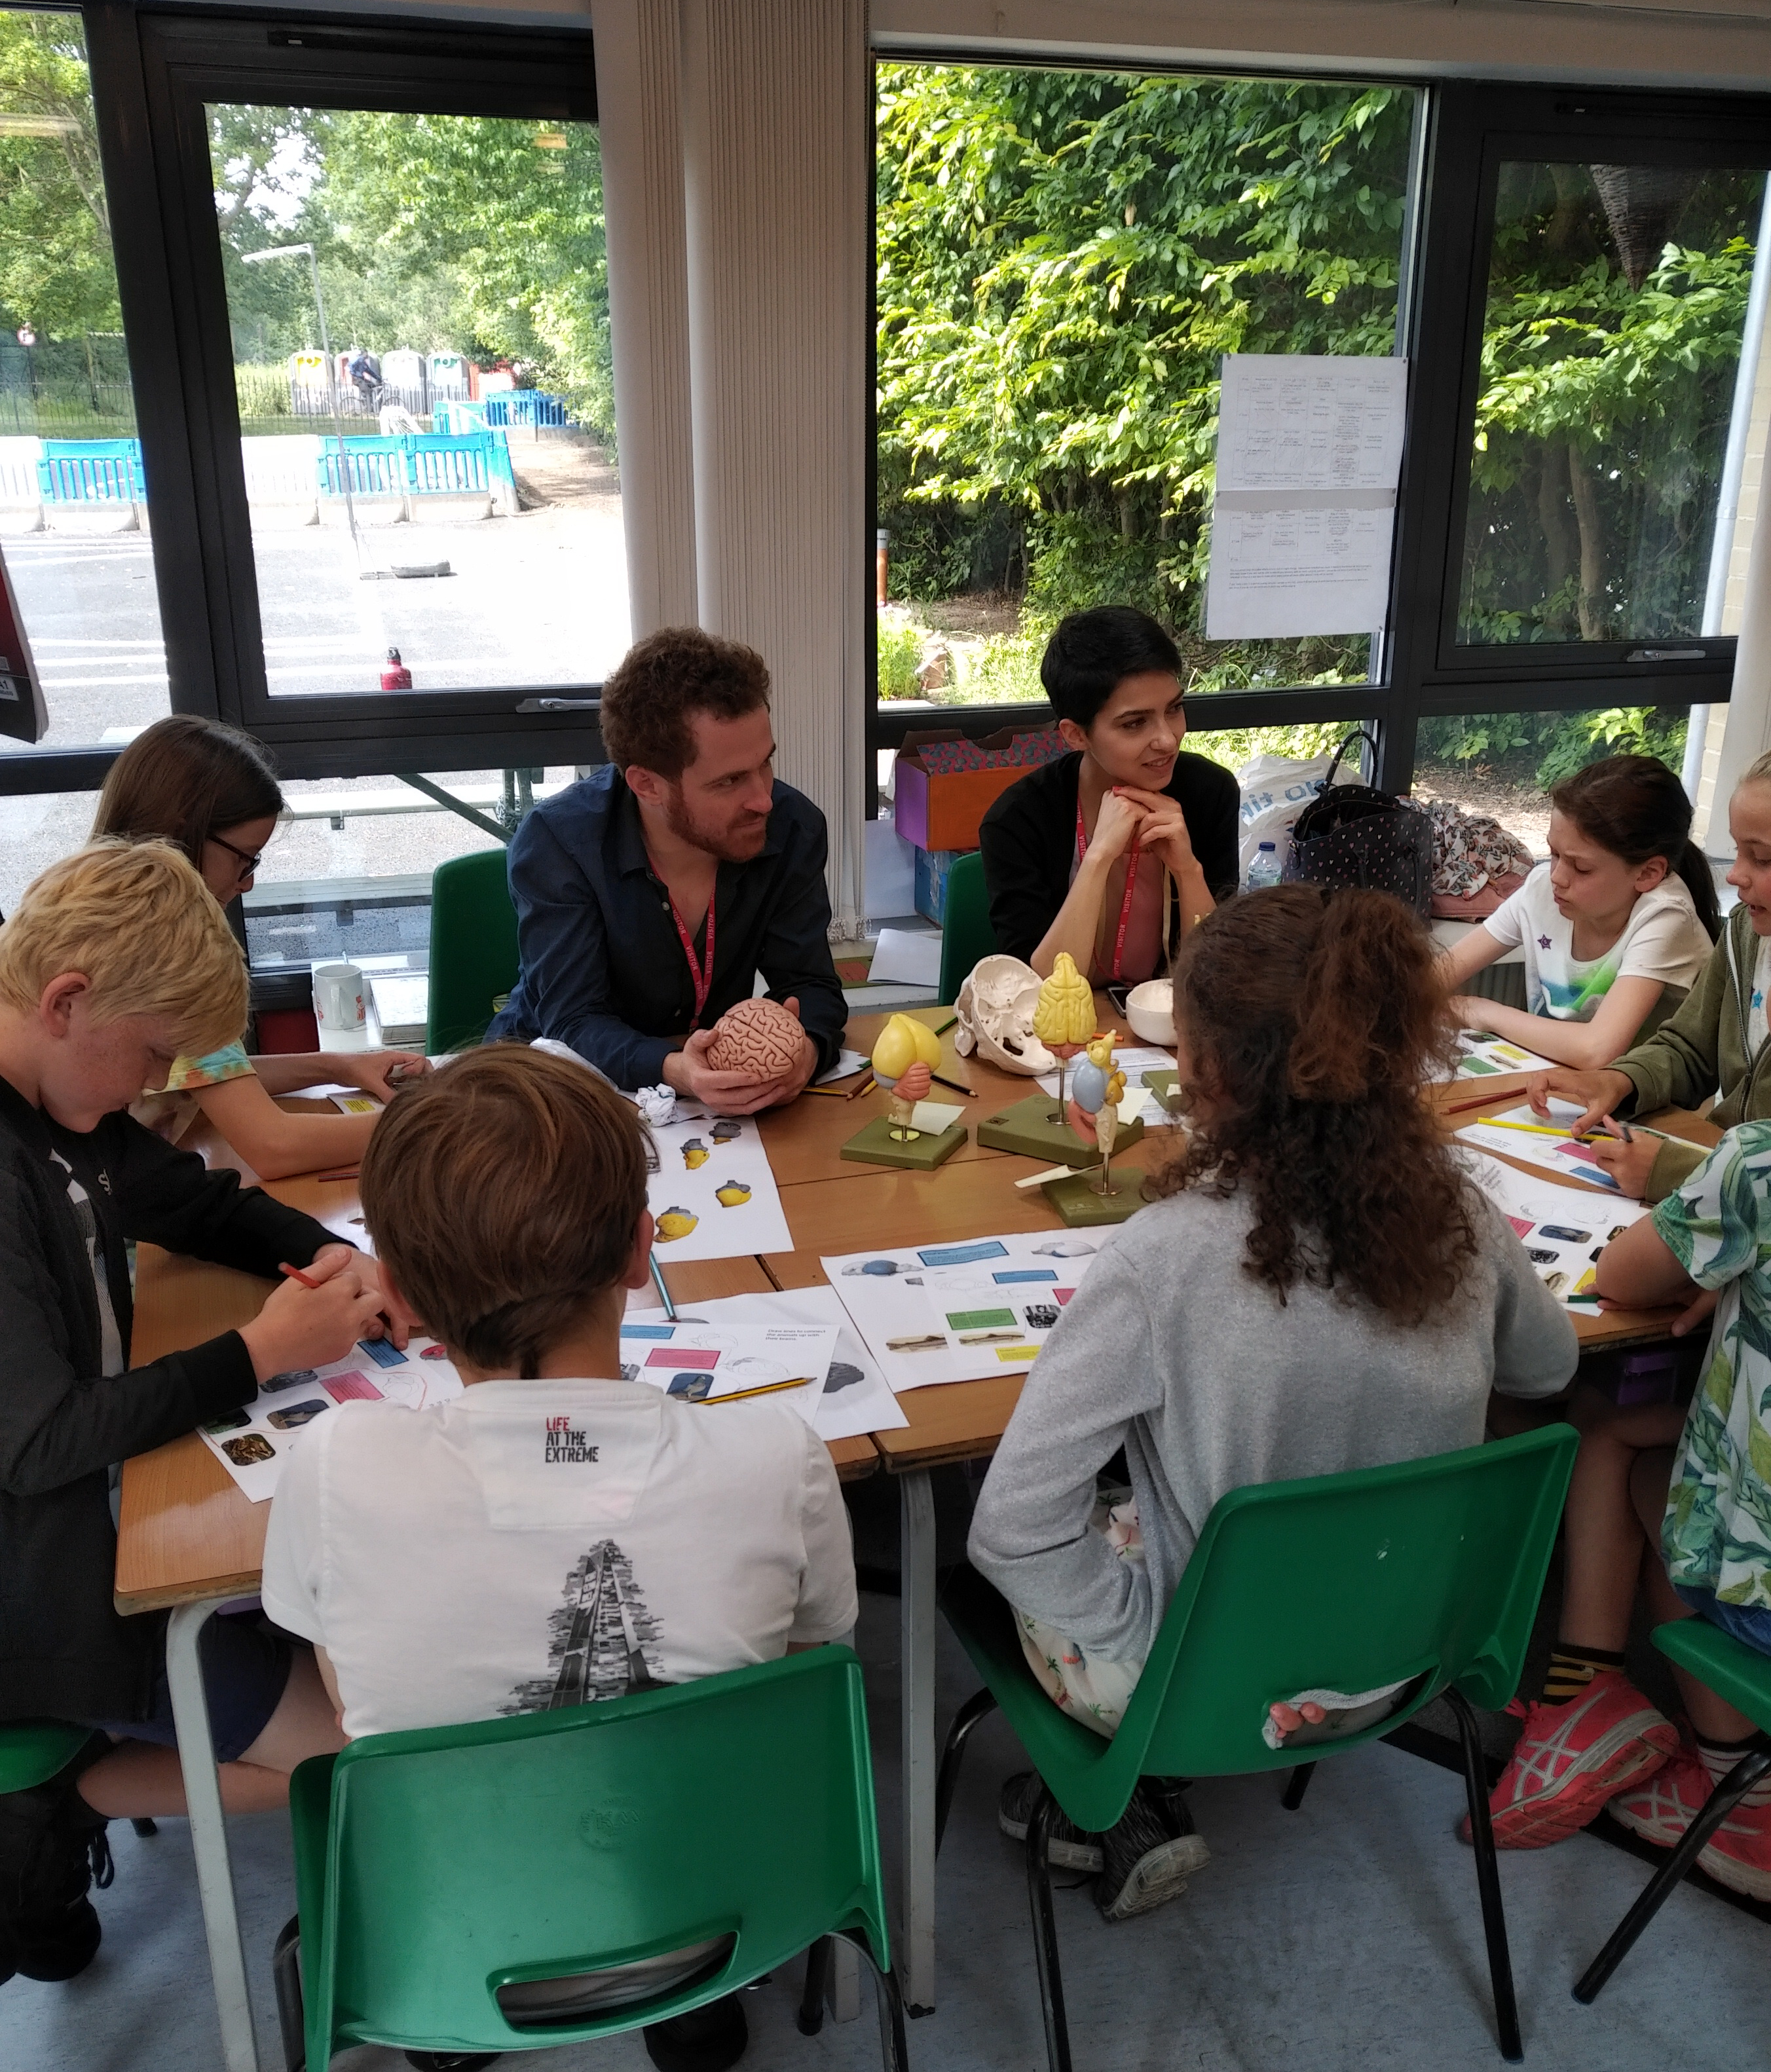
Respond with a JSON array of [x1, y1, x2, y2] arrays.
[[1438, 753, 1719, 1071]]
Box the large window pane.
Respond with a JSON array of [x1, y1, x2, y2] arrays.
[[209, 105, 629, 697], [875, 65, 1418, 707], [1411, 705, 1689, 854], [0, 8, 170, 750], [1458, 161, 1768, 646]]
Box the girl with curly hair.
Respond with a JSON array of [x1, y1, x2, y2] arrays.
[[968, 885, 1578, 1921]]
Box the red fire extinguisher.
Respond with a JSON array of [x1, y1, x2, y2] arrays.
[[380, 648, 413, 691]]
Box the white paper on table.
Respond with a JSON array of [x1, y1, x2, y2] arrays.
[[824, 1229, 1108, 1392], [198, 1335, 464, 1502], [617, 1317, 834, 1418], [908, 1099, 964, 1135], [632, 1286, 908, 1441], [1205, 354, 1407, 642], [1459, 1149, 1648, 1308], [329, 1091, 382, 1115], [1035, 1046, 1174, 1099], [817, 1049, 870, 1085], [644, 1111, 793, 1261], [868, 928, 942, 989], [1455, 1098, 1635, 1195], [1452, 1031, 1556, 1079]]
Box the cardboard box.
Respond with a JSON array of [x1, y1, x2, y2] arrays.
[[892, 724, 1064, 853]]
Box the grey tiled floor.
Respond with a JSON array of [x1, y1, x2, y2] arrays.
[[4, 1593, 1764, 2072]]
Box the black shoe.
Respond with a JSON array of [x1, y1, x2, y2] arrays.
[[997, 1771, 1103, 1872], [643, 1991, 748, 2072], [1094, 1781, 1210, 1922], [0, 1771, 112, 1982], [404, 2054, 500, 2070]]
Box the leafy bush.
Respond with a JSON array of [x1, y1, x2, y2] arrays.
[[876, 614, 926, 701]]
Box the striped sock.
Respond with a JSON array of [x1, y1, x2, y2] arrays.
[[1696, 1733, 1771, 1807], [1540, 1644, 1626, 1705]]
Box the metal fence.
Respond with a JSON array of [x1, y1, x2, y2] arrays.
[[0, 337, 137, 435]]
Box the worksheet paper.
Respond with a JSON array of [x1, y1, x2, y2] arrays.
[[1034, 1045, 1174, 1100], [1459, 1149, 1648, 1308], [617, 1316, 836, 1421], [823, 1230, 1106, 1392], [198, 1336, 465, 1502], [643, 1111, 793, 1263], [1204, 353, 1407, 640], [1453, 1031, 1557, 1079], [1455, 1098, 1635, 1194], [631, 1285, 907, 1441]]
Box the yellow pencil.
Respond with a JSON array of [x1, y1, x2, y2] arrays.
[[700, 1375, 815, 1405], [1472, 1115, 1599, 1142]]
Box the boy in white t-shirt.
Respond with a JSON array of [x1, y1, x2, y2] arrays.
[[1438, 753, 1717, 1074], [261, 1045, 855, 2072]]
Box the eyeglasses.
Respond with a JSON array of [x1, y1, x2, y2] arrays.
[[208, 831, 264, 881]]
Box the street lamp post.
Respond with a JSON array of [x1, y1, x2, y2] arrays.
[[240, 242, 361, 558]]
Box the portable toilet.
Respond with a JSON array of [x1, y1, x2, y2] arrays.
[[381, 347, 426, 415], [428, 350, 468, 401], [288, 350, 329, 416]]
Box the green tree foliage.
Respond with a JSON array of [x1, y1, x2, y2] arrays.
[[0, 14, 120, 337]]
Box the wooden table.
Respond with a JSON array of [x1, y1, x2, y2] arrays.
[[117, 1012, 1713, 2041]]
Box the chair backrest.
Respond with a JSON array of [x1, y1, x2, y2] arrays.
[[937, 849, 995, 1005], [1115, 1425, 1578, 1788], [1654, 1616, 1771, 1731], [0, 1720, 93, 1795], [426, 845, 520, 1054], [291, 1647, 889, 2063]]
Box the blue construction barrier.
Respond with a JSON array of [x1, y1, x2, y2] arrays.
[[314, 431, 516, 502], [38, 438, 145, 502], [433, 392, 570, 434]]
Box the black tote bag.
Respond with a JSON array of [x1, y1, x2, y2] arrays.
[[1280, 731, 1434, 917]]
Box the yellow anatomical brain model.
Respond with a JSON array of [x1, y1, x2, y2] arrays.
[[872, 1014, 942, 1140], [1034, 952, 1096, 1122], [1072, 1034, 1128, 1197]]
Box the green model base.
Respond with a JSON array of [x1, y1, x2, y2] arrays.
[[1041, 1166, 1147, 1226], [975, 1092, 1146, 1169], [840, 1115, 969, 1171], [1140, 1067, 1180, 1116]]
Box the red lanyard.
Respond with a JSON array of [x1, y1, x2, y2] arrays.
[[1075, 800, 1141, 982], [667, 892, 716, 1024]]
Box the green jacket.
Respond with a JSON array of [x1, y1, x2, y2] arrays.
[[1613, 902, 1769, 1200]]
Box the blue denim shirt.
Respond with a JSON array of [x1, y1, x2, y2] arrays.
[[487, 766, 847, 1090]]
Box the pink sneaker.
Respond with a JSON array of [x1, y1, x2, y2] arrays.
[[1477, 1673, 1679, 1849], [1610, 1745, 1771, 1902]]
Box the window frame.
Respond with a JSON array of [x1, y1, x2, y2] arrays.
[[867, 58, 1771, 800]]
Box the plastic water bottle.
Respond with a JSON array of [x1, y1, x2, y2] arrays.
[[1246, 841, 1282, 891]]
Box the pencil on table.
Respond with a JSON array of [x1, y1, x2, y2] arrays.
[[701, 1375, 812, 1405], [843, 1073, 876, 1101], [929, 1069, 976, 1098]]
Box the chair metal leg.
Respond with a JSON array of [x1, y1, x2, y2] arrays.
[[271, 1914, 305, 2072], [844, 1934, 911, 2072], [1026, 1790, 1074, 2072], [1447, 1687, 1522, 2063], [798, 1936, 832, 2035], [935, 1687, 999, 1855], [1573, 1745, 1771, 2006], [1280, 1762, 1316, 1811], [130, 1817, 158, 1838]]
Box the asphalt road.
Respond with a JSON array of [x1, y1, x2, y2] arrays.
[[0, 504, 629, 912]]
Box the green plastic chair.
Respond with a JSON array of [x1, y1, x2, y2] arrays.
[[1574, 1616, 1771, 2003], [937, 851, 996, 1006], [937, 1424, 1579, 2071], [0, 1722, 96, 1796], [270, 1646, 906, 2071], [425, 846, 520, 1056]]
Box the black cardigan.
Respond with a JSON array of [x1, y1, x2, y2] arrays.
[[0, 1075, 340, 1723], [978, 750, 1242, 968]]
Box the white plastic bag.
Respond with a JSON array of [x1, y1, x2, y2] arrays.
[[1235, 750, 1359, 889]]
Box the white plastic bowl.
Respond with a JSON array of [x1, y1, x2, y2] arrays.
[[1125, 978, 1176, 1046]]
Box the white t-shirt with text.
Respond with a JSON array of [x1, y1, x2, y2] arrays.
[[1480, 863, 1710, 1022], [261, 1378, 857, 1739]]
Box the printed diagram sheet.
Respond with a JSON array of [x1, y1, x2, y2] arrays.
[[1204, 352, 1407, 641], [1453, 1031, 1556, 1079], [1461, 1149, 1647, 1308], [641, 1111, 793, 1263], [1455, 1097, 1643, 1194], [199, 1335, 464, 1502], [618, 1316, 836, 1418], [627, 1286, 907, 1441], [824, 1230, 1105, 1392]]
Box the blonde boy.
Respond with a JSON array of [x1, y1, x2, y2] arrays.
[[0, 843, 389, 1990]]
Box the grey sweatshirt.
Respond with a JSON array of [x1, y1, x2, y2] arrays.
[[967, 1186, 1578, 1663]]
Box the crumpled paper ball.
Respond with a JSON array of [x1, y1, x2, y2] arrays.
[[635, 1083, 677, 1128]]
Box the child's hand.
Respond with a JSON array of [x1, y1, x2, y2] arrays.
[[1671, 1286, 1719, 1338], [1525, 1066, 1633, 1136], [1269, 1699, 1328, 1743], [239, 1246, 386, 1382], [346, 1051, 430, 1101], [1582, 1131, 1659, 1200]]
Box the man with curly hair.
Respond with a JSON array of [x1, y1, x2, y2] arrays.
[[489, 628, 847, 1112]]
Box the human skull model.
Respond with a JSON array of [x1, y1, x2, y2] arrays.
[[705, 997, 805, 1075], [954, 955, 1056, 1076]]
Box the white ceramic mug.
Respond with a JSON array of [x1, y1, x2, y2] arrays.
[[312, 961, 369, 1050]]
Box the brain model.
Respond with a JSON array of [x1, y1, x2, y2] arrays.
[[1033, 952, 1096, 1050], [705, 996, 805, 1075]]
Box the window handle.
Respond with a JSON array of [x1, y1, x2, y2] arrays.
[[1624, 646, 1706, 663]]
